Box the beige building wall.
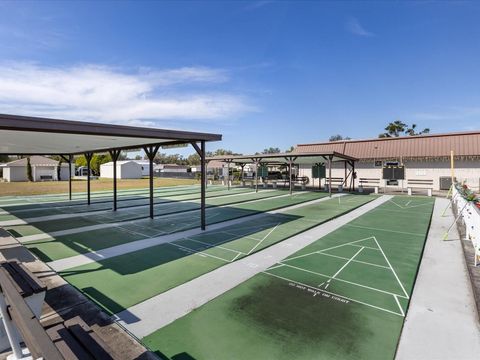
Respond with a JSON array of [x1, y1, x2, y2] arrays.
[[299, 159, 480, 191]]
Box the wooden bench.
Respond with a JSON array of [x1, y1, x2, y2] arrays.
[[0, 261, 119, 359], [46, 317, 116, 360], [291, 176, 309, 190], [325, 177, 345, 192], [359, 178, 381, 193], [407, 179, 434, 196], [241, 176, 255, 187]]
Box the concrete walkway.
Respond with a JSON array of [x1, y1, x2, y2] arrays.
[[49, 193, 346, 271], [396, 197, 480, 360], [115, 195, 391, 338]]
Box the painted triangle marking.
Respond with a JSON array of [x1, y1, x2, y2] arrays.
[[372, 236, 410, 299], [389, 199, 432, 210]]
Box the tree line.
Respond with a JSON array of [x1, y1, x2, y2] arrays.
[[329, 120, 430, 141]]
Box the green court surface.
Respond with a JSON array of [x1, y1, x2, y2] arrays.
[[60, 195, 374, 314], [17, 191, 331, 262], [9, 189, 286, 234], [0, 184, 203, 207], [142, 196, 434, 360], [0, 185, 245, 218]]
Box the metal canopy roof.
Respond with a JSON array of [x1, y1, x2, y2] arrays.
[[0, 113, 222, 155], [207, 151, 357, 165]]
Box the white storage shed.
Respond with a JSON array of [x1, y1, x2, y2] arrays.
[[100, 160, 142, 179]]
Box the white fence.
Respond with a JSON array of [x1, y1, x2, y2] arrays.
[[452, 184, 480, 266]]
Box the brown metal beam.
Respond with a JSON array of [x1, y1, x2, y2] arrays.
[[84, 152, 94, 205], [200, 141, 206, 230], [328, 155, 333, 197], [143, 145, 160, 219], [0, 113, 222, 142], [109, 150, 122, 211]]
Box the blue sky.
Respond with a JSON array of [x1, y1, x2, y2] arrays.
[[1, 1, 480, 155]]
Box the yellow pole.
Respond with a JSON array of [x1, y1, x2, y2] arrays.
[[450, 150, 455, 184]]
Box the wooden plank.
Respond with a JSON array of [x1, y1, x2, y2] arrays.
[[46, 323, 93, 360], [0, 268, 64, 360], [66, 321, 114, 360]]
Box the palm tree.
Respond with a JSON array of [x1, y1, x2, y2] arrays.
[[405, 124, 430, 136], [379, 120, 407, 138]]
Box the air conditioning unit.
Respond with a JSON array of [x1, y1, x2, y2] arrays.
[[439, 176, 454, 190]]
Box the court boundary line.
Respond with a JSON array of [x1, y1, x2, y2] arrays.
[[262, 271, 404, 317]]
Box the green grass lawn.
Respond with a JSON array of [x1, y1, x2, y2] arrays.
[[142, 196, 434, 360]]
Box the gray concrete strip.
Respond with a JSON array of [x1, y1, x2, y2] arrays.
[[114, 195, 391, 338], [0, 219, 27, 226], [48, 194, 346, 271], [396, 197, 480, 360]]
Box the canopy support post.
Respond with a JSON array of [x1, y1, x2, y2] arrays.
[[352, 161, 356, 192], [143, 145, 160, 219], [255, 163, 258, 192], [68, 155, 73, 200], [191, 141, 207, 230], [328, 155, 333, 198], [109, 150, 121, 211], [227, 161, 230, 190], [289, 159, 293, 195], [84, 152, 93, 205]]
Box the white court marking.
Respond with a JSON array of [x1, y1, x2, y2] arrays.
[[114, 195, 391, 338], [265, 235, 410, 316], [389, 198, 432, 210], [49, 194, 345, 271], [169, 221, 281, 263]]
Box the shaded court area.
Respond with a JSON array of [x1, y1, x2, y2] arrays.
[[6, 188, 330, 263], [58, 194, 374, 315], [143, 196, 434, 360]]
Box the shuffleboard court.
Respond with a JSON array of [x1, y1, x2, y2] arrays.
[[59, 195, 374, 314], [4, 189, 284, 234], [16, 191, 330, 262], [0, 185, 241, 218], [0, 184, 206, 208], [142, 196, 434, 360], [1, 188, 283, 238]]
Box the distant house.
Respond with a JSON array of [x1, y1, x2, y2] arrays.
[[206, 160, 229, 178], [1, 156, 72, 182], [100, 160, 142, 179]]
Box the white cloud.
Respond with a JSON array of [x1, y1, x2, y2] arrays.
[[0, 62, 253, 126], [412, 106, 480, 121], [346, 17, 374, 37], [244, 1, 274, 11]]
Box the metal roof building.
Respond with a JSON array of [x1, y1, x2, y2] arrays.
[[296, 131, 480, 160], [295, 131, 480, 191]]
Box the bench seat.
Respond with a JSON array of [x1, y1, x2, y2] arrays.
[[407, 179, 434, 196]]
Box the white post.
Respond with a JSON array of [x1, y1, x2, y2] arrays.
[[0, 294, 23, 360]]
